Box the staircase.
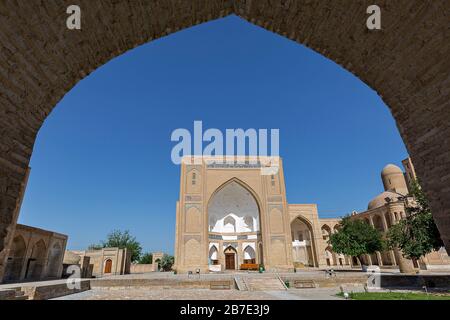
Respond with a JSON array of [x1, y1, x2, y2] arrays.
[[242, 276, 287, 291], [0, 288, 29, 300], [13, 288, 29, 300]]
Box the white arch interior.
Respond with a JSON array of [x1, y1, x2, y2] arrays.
[[291, 218, 314, 267], [291, 219, 312, 243], [209, 246, 218, 261], [208, 181, 260, 234], [244, 246, 256, 260]]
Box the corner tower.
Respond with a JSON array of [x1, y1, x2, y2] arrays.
[[381, 164, 408, 195]]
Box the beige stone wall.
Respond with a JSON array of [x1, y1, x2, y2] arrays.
[[67, 248, 131, 277], [0, 168, 30, 283], [152, 252, 164, 272], [130, 264, 153, 274], [2, 224, 68, 283]]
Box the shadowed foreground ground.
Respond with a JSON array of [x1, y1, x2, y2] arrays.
[[54, 287, 343, 300]]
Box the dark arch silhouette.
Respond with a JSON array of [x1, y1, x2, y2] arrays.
[[1, 2, 449, 282]]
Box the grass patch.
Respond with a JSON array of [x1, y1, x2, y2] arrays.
[[337, 291, 450, 300]]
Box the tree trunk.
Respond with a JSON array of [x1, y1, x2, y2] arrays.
[[357, 255, 367, 271], [393, 248, 415, 274]]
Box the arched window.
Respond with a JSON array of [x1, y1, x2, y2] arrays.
[[223, 215, 236, 233], [325, 247, 334, 266], [4, 236, 26, 281], [47, 242, 63, 278], [383, 212, 391, 228], [373, 215, 384, 232], [209, 246, 219, 265], [25, 240, 47, 280], [321, 225, 332, 240], [243, 246, 256, 264], [244, 216, 254, 232], [104, 259, 113, 274]]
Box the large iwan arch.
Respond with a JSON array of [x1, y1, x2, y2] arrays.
[[1, 1, 450, 279]]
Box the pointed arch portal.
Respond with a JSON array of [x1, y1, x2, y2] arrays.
[[1, 1, 450, 280], [207, 179, 261, 271], [208, 180, 260, 234]]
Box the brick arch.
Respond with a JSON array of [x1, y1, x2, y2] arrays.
[[1, 1, 449, 280]]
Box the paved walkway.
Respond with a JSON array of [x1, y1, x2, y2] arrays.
[[54, 287, 344, 300], [0, 279, 71, 290]]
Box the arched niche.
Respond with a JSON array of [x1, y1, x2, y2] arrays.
[[208, 180, 260, 234], [4, 236, 27, 282], [25, 240, 47, 280]]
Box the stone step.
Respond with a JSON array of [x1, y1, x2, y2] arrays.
[[244, 277, 286, 291], [234, 277, 249, 291], [12, 287, 29, 300]]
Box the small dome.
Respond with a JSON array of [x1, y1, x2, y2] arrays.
[[368, 191, 401, 210], [382, 164, 403, 176]]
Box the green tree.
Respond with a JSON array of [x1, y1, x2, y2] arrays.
[[387, 180, 443, 260], [92, 230, 143, 262], [139, 252, 153, 264], [329, 216, 385, 267], [159, 254, 175, 272]]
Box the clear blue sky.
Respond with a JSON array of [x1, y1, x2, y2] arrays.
[[19, 15, 407, 254]]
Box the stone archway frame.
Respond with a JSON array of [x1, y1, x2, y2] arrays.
[[1, 1, 450, 281], [206, 177, 264, 235], [321, 224, 332, 238], [206, 177, 267, 266], [292, 215, 319, 267]]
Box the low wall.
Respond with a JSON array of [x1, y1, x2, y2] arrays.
[[22, 280, 91, 300], [0, 289, 16, 300], [130, 264, 154, 274], [282, 275, 368, 288], [91, 278, 235, 290], [381, 275, 450, 289]]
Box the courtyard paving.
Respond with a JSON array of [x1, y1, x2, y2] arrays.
[[3, 269, 449, 300], [54, 287, 344, 300]]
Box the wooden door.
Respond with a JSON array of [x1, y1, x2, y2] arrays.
[[225, 253, 235, 270], [104, 259, 112, 274]]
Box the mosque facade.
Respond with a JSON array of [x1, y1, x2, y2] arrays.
[[174, 156, 450, 273]]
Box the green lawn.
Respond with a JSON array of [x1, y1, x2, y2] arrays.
[[337, 291, 450, 300]]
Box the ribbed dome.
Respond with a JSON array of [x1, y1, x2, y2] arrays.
[[382, 164, 403, 176], [368, 191, 401, 210]]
